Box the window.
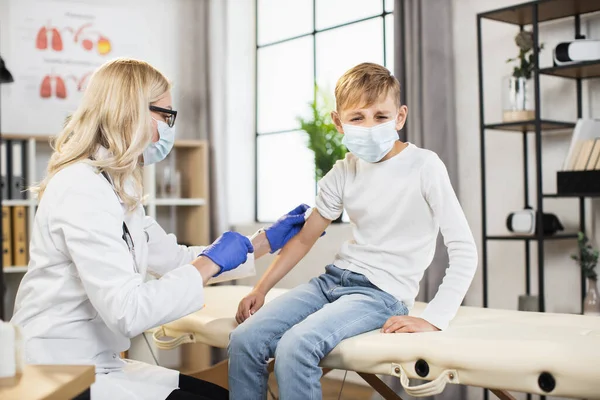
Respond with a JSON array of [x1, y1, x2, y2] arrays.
[[256, 0, 394, 222]]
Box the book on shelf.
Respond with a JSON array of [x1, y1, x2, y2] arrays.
[[2, 206, 11, 266], [587, 139, 600, 170], [562, 119, 600, 171], [574, 139, 595, 170]]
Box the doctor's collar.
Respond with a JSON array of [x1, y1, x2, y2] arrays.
[[94, 145, 112, 161], [92, 146, 125, 205]]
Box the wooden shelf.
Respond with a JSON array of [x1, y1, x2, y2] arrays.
[[1, 134, 205, 148], [1, 199, 33, 206], [484, 120, 575, 132], [479, 0, 600, 26], [486, 233, 578, 241], [1, 133, 53, 142], [540, 60, 600, 79], [4, 266, 28, 273], [174, 139, 206, 148], [154, 198, 207, 206]]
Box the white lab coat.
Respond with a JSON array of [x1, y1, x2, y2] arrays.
[[10, 150, 230, 400]]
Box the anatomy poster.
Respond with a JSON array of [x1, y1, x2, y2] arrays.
[[3, 0, 145, 134]]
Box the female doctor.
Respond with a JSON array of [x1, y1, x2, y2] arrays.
[[10, 58, 309, 400]]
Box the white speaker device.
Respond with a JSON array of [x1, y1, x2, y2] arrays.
[[553, 39, 600, 66], [506, 209, 536, 234]]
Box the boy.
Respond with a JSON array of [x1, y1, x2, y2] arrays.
[[228, 63, 477, 400]]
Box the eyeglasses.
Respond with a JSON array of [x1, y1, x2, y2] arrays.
[[149, 105, 177, 128]]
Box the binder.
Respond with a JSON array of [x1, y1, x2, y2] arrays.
[[10, 141, 27, 200], [1, 141, 7, 199], [11, 206, 27, 266], [2, 206, 11, 266]]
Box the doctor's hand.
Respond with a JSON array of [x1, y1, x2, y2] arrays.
[[265, 204, 318, 253], [235, 289, 266, 324], [381, 316, 440, 333], [200, 232, 254, 276]]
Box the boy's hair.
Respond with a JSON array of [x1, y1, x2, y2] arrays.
[[334, 63, 401, 112]]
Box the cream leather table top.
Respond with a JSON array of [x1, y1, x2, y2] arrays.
[[158, 285, 600, 399]]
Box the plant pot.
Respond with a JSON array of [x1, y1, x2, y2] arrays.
[[583, 278, 600, 316], [518, 294, 539, 312], [502, 76, 534, 122]]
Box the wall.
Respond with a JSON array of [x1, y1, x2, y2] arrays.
[[224, 0, 256, 226], [453, 1, 599, 399]]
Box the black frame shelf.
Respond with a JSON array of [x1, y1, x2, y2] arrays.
[[479, 0, 600, 26], [486, 233, 579, 241], [540, 60, 600, 79], [484, 120, 575, 132], [543, 192, 600, 198], [478, 3, 600, 400], [478, 0, 596, 336]]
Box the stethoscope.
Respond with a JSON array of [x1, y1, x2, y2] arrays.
[[100, 170, 139, 273], [121, 221, 139, 273]]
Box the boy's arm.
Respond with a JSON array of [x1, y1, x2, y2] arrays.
[[236, 157, 346, 324], [383, 154, 477, 333], [236, 210, 330, 323], [256, 209, 330, 294], [418, 154, 478, 330]]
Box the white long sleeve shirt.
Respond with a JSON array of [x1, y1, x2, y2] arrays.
[[315, 143, 478, 330]]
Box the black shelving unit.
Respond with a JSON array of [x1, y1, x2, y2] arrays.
[[478, 2, 600, 399], [478, 0, 600, 316]]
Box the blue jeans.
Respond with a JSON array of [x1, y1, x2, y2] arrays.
[[227, 265, 408, 400]]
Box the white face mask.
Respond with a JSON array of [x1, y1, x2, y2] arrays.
[[143, 119, 175, 166], [341, 119, 398, 163]]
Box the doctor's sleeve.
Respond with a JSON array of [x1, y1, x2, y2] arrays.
[[314, 158, 346, 221], [418, 154, 478, 331], [143, 216, 205, 276], [51, 189, 205, 338]]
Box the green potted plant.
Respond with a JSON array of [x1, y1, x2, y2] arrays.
[[503, 31, 544, 122], [571, 232, 600, 316], [298, 86, 347, 222]]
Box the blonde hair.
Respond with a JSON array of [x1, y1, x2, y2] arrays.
[[33, 58, 171, 210], [334, 62, 400, 112]]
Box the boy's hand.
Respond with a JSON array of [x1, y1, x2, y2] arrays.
[[381, 316, 440, 333], [235, 290, 266, 324]]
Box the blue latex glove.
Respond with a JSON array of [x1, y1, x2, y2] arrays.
[[200, 231, 254, 275], [265, 204, 312, 253]]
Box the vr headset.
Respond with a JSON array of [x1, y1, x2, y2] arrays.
[[506, 208, 564, 236], [553, 39, 600, 66]]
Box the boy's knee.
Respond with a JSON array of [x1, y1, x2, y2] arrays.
[[275, 329, 313, 363], [228, 323, 260, 356]]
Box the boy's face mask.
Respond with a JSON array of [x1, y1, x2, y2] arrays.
[[341, 119, 398, 163], [143, 119, 175, 166]]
